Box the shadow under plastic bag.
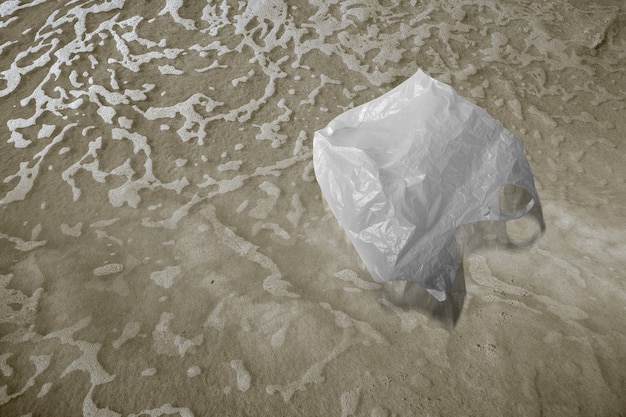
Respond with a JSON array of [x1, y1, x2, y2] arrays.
[[380, 265, 467, 329], [380, 185, 545, 328]]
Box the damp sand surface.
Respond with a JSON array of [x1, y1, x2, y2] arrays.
[[1, 1, 626, 416]]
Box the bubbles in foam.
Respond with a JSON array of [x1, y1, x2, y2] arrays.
[[150, 266, 182, 289], [186, 366, 201, 378], [230, 360, 251, 392], [93, 263, 124, 276]]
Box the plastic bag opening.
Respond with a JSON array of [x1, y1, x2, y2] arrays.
[[499, 184, 535, 218], [457, 185, 544, 252]]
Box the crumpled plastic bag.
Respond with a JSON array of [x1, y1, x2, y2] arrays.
[[313, 69, 541, 301]]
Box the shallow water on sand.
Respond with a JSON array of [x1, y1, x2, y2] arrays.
[[1, 1, 625, 416]]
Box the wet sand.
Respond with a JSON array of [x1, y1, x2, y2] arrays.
[[1, 1, 625, 416]]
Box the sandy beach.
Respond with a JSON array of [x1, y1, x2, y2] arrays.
[[1, 1, 625, 416]]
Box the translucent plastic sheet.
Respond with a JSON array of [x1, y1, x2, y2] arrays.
[[313, 70, 541, 301]]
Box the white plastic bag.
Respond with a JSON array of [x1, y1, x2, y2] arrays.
[[313, 69, 540, 301]]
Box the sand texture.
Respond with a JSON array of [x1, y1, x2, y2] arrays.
[[1, 1, 625, 416]]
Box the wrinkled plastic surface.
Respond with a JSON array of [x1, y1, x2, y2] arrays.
[[313, 69, 540, 301]]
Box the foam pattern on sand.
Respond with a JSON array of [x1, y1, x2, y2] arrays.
[[1, 1, 625, 416]]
